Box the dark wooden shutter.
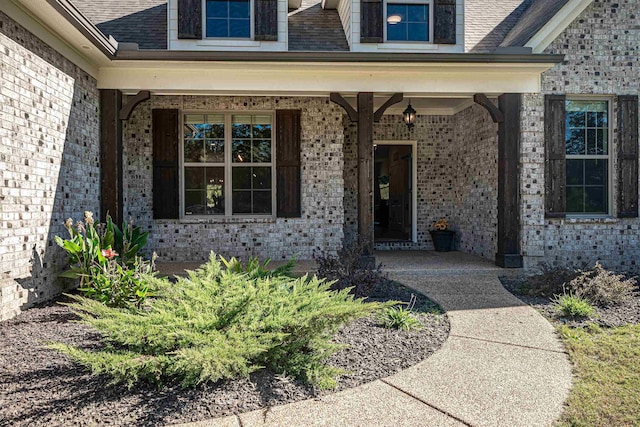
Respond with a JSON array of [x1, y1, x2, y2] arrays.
[[618, 95, 639, 218], [152, 109, 180, 219], [361, 0, 383, 43], [545, 95, 567, 218], [276, 110, 301, 218], [434, 0, 456, 44], [178, 0, 202, 39], [254, 0, 278, 41]]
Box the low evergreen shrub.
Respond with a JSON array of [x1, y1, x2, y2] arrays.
[[52, 253, 393, 389], [568, 262, 637, 307]]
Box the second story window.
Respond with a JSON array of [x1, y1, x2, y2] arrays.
[[205, 0, 251, 39], [386, 1, 431, 42]]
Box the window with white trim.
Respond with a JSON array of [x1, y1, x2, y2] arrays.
[[205, 0, 251, 39], [385, 0, 431, 42], [183, 113, 274, 216], [565, 100, 610, 215]]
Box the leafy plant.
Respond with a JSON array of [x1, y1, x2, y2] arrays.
[[315, 239, 388, 298], [102, 215, 149, 268], [552, 292, 595, 318], [52, 253, 393, 389], [568, 262, 637, 307], [80, 255, 156, 309], [379, 295, 423, 330], [220, 255, 294, 279]]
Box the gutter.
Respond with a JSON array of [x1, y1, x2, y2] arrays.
[[114, 49, 566, 64], [45, 0, 117, 58]]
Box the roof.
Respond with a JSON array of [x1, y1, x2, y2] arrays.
[[501, 0, 571, 47], [287, 0, 349, 51], [71, 0, 167, 50], [465, 0, 533, 52]]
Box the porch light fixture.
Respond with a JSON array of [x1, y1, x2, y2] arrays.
[[387, 15, 402, 24], [403, 102, 416, 130]]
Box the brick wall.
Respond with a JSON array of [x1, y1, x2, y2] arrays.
[[123, 95, 344, 262], [344, 106, 498, 260], [521, 0, 640, 270], [0, 12, 100, 320]]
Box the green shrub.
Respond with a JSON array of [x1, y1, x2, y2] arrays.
[[220, 255, 294, 279], [315, 240, 388, 298], [568, 262, 637, 307], [52, 253, 393, 389], [552, 292, 595, 318]]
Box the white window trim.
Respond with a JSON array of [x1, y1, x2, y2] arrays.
[[564, 96, 614, 218], [383, 0, 433, 44], [180, 111, 277, 219], [202, 0, 255, 41]]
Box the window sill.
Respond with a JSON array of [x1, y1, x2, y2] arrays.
[[197, 39, 262, 47], [156, 216, 277, 225], [550, 216, 619, 225]]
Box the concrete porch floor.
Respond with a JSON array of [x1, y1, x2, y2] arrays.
[[155, 250, 511, 277]]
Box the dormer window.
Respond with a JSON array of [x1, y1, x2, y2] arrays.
[[205, 0, 252, 39], [385, 1, 431, 42]]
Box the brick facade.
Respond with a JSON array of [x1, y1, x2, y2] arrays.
[[0, 12, 100, 320], [123, 95, 344, 262], [521, 0, 640, 270], [344, 106, 498, 260]]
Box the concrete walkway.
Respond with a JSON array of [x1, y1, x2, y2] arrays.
[[172, 253, 573, 427]]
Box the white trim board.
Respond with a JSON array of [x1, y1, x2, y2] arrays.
[[525, 0, 594, 54]]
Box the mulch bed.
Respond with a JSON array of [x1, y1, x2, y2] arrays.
[[0, 281, 448, 427], [501, 276, 640, 328]]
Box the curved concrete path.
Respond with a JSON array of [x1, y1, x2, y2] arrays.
[[174, 262, 573, 427]]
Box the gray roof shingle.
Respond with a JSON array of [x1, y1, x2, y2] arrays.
[[500, 0, 571, 47], [464, 0, 533, 52], [71, 0, 167, 50], [288, 0, 349, 51]]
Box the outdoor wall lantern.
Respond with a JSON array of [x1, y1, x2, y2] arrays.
[[403, 102, 416, 130]]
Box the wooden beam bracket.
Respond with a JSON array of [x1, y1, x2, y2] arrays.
[[119, 90, 151, 120], [330, 92, 358, 122], [374, 93, 403, 122], [474, 93, 504, 123]]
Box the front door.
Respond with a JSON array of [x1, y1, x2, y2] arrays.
[[374, 144, 414, 242]]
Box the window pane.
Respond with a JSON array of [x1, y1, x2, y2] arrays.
[[229, 0, 250, 18], [566, 129, 585, 155], [185, 167, 204, 190], [585, 159, 607, 186], [205, 167, 225, 214], [229, 19, 250, 38], [387, 22, 407, 41], [407, 4, 426, 21], [387, 4, 406, 20], [232, 167, 251, 189], [585, 187, 607, 213], [207, 19, 228, 37], [566, 160, 583, 186], [205, 140, 225, 162], [205, 115, 225, 138], [252, 167, 271, 189], [407, 23, 428, 41], [184, 139, 204, 162], [232, 140, 251, 163], [587, 111, 599, 128], [185, 191, 206, 215], [232, 115, 252, 137], [207, 0, 228, 18], [566, 187, 584, 213], [253, 191, 272, 214], [252, 140, 272, 162], [597, 111, 607, 127], [252, 118, 272, 138], [597, 129, 608, 155], [586, 128, 597, 155], [566, 110, 585, 128], [232, 191, 251, 214]]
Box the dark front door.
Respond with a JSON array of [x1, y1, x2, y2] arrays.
[[374, 144, 413, 242]]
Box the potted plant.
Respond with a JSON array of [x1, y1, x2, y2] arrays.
[[430, 218, 455, 252]]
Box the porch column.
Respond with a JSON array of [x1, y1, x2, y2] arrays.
[[99, 89, 123, 224], [496, 93, 523, 268], [357, 92, 375, 263]]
